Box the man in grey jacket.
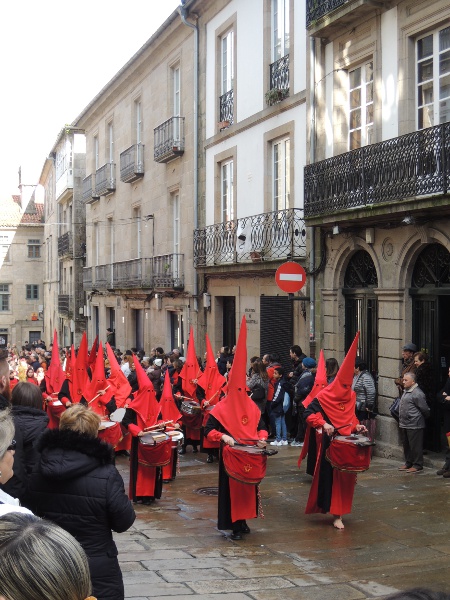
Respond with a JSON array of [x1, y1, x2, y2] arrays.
[[398, 371, 430, 473]]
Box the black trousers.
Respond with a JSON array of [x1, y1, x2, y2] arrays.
[[400, 427, 424, 469]]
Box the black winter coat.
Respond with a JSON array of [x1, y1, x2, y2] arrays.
[[11, 405, 49, 474], [26, 429, 135, 600], [0, 394, 27, 502]]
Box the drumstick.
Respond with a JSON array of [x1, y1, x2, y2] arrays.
[[88, 386, 110, 405], [143, 420, 174, 432]]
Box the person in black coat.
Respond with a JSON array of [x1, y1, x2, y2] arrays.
[[25, 404, 135, 600], [11, 381, 49, 475]]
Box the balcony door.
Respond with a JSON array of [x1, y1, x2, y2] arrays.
[[170, 312, 184, 355], [173, 66, 181, 142], [222, 296, 236, 350]]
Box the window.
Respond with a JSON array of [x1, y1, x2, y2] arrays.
[[221, 160, 234, 222], [93, 222, 99, 267], [94, 136, 99, 170], [220, 30, 234, 123], [135, 100, 142, 144], [134, 207, 142, 259], [108, 122, 114, 163], [0, 236, 11, 262], [273, 137, 290, 211], [0, 285, 10, 311], [417, 26, 450, 129], [173, 193, 180, 255], [349, 61, 374, 150], [26, 285, 39, 300], [47, 236, 52, 280], [272, 0, 289, 61], [173, 66, 181, 140], [28, 239, 41, 258]]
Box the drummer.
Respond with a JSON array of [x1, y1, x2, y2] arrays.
[[205, 317, 268, 540], [303, 333, 368, 530]]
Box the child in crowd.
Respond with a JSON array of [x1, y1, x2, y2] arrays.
[[270, 367, 291, 446]]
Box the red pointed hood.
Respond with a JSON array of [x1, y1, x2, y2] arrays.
[[179, 327, 200, 398], [86, 342, 113, 415], [87, 335, 98, 368], [315, 333, 360, 434], [211, 316, 262, 442], [71, 340, 90, 404], [129, 354, 160, 430], [197, 334, 225, 404], [105, 343, 131, 408], [303, 350, 327, 408], [44, 330, 65, 394], [78, 332, 89, 368], [160, 371, 182, 423]]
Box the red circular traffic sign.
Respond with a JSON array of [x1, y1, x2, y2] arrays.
[[275, 262, 307, 293]]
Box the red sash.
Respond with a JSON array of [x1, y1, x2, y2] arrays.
[[325, 438, 371, 473], [98, 422, 122, 448], [181, 412, 203, 431], [138, 438, 172, 467], [222, 445, 267, 485]]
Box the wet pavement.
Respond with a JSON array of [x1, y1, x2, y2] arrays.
[[114, 446, 450, 599]]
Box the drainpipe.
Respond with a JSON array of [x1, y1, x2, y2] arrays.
[[179, 3, 199, 313], [309, 36, 316, 346]]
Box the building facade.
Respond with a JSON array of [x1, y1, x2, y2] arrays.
[[73, 11, 198, 354], [0, 192, 44, 347], [304, 0, 450, 454]]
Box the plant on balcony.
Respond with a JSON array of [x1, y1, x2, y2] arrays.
[[218, 120, 231, 131], [265, 87, 289, 106]]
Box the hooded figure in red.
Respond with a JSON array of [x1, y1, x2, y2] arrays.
[[303, 333, 368, 530], [204, 316, 268, 540], [44, 330, 66, 428]]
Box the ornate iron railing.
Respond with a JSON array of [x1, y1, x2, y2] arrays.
[[94, 163, 116, 197], [306, 0, 347, 27], [154, 117, 185, 163], [58, 294, 71, 316], [304, 123, 450, 218], [153, 254, 184, 289], [120, 144, 145, 182], [219, 89, 234, 125], [57, 231, 73, 258], [81, 174, 99, 203], [194, 208, 306, 268], [270, 54, 290, 93], [83, 267, 93, 289], [113, 258, 152, 288]]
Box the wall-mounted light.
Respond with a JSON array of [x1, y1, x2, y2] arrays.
[[332, 224, 340, 235], [402, 215, 415, 225], [155, 294, 162, 310], [203, 292, 211, 310]]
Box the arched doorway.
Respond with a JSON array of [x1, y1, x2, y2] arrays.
[[411, 243, 450, 452], [343, 250, 378, 381]]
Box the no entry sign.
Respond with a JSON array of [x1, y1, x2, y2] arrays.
[[275, 262, 307, 293]]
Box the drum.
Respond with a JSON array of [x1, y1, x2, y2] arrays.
[[180, 400, 202, 415], [138, 434, 172, 467], [167, 431, 184, 444], [325, 434, 374, 473], [98, 420, 122, 447], [98, 420, 117, 430], [222, 445, 272, 485], [51, 400, 63, 406], [110, 407, 126, 423]]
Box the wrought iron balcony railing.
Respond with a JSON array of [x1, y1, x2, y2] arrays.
[[219, 89, 234, 126], [95, 163, 116, 197], [82, 174, 100, 203], [269, 54, 290, 96], [83, 267, 93, 290], [304, 123, 450, 219], [154, 117, 185, 163], [120, 144, 145, 183], [153, 254, 184, 289], [57, 231, 73, 258], [194, 208, 306, 268], [113, 258, 152, 288], [58, 294, 71, 316], [306, 0, 347, 27]]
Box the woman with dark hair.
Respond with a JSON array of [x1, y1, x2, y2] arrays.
[[352, 358, 376, 422], [247, 359, 269, 414], [25, 366, 38, 386], [11, 382, 48, 475], [325, 358, 339, 383], [26, 404, 135, 600], [414, 352, 434, 405]]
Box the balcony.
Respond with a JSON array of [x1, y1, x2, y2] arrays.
[[194, 208, 306, 268], [58, 294, 72, 317], [306, 0, 388, 37], [154, 117, 185, 163], [55, 168, 73, 201], [113, 258, 152, 288], [95, 163, 116, 197], [153, 254, 184, 289], [219, 89, 234, 127], [94, 264, 113, 290], [304, 123, 450, 224], [120, 144, 145, 183], [266, 55, 290, 106], [82, 174, 100, 203], [57, 231, 73, 259], [83, 267, 93, 290]]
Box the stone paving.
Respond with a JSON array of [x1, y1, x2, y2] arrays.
[[114, 445, 450, 599]]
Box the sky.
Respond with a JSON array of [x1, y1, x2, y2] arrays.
[[1, 0, 181, 199]]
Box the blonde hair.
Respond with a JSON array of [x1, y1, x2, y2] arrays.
[[0, 409, 14, 460], [0, 513, 92, 600], [59, 404, 100, 438]]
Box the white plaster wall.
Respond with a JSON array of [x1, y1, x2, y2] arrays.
[[381, 7, 399, 140], [205, 103, 306, 225]]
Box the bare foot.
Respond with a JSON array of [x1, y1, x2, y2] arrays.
[[333, 517, 344, 530]]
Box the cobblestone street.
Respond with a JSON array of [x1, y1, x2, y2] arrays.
[[114, 446, 450, 599]]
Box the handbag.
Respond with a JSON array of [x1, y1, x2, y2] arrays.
[[389, 397, 401, 420], [282, 392, 290, 413], [250, 383, 266, 401]]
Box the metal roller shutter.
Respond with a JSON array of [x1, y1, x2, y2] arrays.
[[260, 296, 293, 371]]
